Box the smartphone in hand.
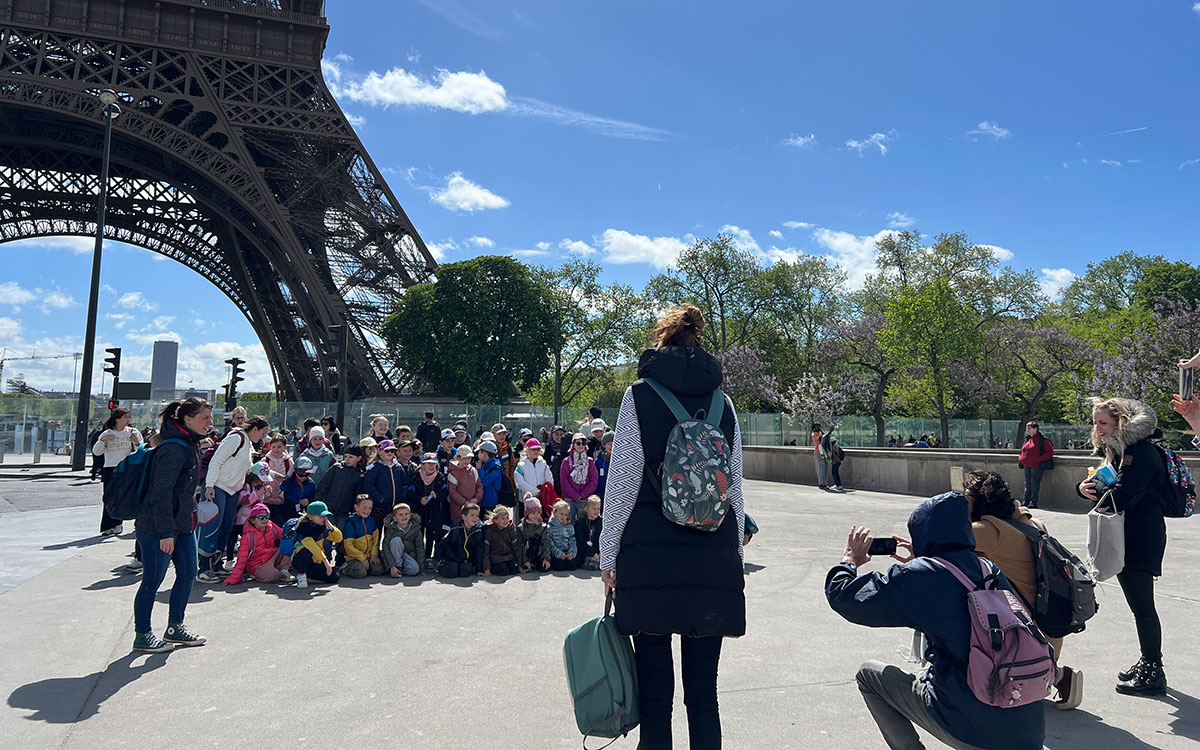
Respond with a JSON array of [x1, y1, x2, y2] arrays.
[[1182, 368, 1195, 402], [868, 537, 898, 557]]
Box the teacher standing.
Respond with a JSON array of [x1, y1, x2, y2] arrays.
[[600, 306, 745, 750]]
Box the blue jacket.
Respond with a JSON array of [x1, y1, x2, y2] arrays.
[[362, 460, 408, 512], [547, 516, 577, 559], [479, 458, 502, 509], [594, 452, 610, 498], [825, 493, 1044, 750], [275, 475, 314, 526]]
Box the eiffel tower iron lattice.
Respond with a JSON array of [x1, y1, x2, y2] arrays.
[[0, 0, 436, 400]]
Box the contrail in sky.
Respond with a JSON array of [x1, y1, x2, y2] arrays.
[[1092, 126, 1149, 138]]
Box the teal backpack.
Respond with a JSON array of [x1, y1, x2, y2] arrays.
[[102, 438, 189, 521], [563, 593, 639, 747], [642, 378, 732, 531]]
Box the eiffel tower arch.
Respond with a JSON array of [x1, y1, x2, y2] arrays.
[[0, 0, 436, 400]]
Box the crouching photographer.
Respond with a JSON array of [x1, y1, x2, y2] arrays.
[[824, 493, 1045, 750]]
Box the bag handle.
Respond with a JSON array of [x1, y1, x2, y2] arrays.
[[604, 590, 614, 618], [642, 377, 695, 424], [931, 556, 997, 591]]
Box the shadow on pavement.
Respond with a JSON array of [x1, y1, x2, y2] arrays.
[[1044, 707, 1160, 749], [81, 568, 142, 591], [7, 652, 170, 723], [1162, 689, 1200, 742], [744, 562, 767, 574], [42, 536, 108, 552]]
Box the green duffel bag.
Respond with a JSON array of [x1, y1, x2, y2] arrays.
[[563, 592, 639, 747]]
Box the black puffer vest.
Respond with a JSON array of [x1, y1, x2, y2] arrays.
[[615, 346, 745, 638]]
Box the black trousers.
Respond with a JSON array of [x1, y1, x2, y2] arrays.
[[633, 633, 723, 750], [99, 467, 120, 533], [550, 557, 577, 571], [440, 560, 476, 578], [425, 524, 444, 564], [293, 548, 340, 583], [490, 560, 518, 576], [1117, 570, 1162, 661]]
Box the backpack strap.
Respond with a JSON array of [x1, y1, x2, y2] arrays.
[[931, 556, 998, 591], [642, 378, 695, 424]]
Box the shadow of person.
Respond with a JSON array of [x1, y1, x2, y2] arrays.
[[743, 562, 767, 574], [82, 567, 143, 591], [42, 536, 108, 551], [1159, 689, 1200, 742], [1043, 707, 1161, 750], [7, 652, 170, 724]]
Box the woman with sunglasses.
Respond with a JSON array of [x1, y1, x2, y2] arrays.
[[600, 305, 745, 750], [222, 503, 284, 586], [559, 433, 598, 521]]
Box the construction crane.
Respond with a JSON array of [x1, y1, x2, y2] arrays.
[[0, 349, 83, 392]]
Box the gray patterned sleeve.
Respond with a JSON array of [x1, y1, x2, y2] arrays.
[[600, 386, 642, 572], [730, 399, 745, 562]]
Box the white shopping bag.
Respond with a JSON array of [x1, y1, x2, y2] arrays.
[[1086, 497, 1125, 581]]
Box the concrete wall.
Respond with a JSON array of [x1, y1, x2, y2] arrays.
[[741, 446, 1195, 511]]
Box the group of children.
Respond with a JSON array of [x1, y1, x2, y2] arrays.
[[208, 414, 611, 589]]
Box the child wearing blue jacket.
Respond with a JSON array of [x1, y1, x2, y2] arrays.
[[548, 500, 577, 571], [476, 441, 503, 513]]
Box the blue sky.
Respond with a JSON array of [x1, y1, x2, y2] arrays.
[[4, 1, 1200, 394]]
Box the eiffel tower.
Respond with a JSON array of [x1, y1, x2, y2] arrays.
[[0, 0, 436, 400]]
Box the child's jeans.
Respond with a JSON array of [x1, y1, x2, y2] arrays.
[[134, 530, 197, 634], [292, 548, 339, 583], [388, 538, 421, 576], [566, 498, 585, 521], [440, 560, 476, 578], [252, 560, 282, 583]]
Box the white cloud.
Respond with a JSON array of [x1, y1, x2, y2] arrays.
[[0, 281, 36, 308], [465, 236, 494, 248], [429, 172, 510, 212], [766, 246, 808, 264], [106, 312, 135, 329], [0, 316, 20, 340], [337, 67, 509, 115], [598, 229, 691, 270], [782, 220, 813, 230], [128, 329, 182, 345], [116, 291, 158, 311], [886, 211, 916, 229], [425, 239, 456, 261], [1126, 159, 1143, 164], [845, 130, 895, 156], [965, 121, 1012, 142], [1194, 1, 1200, 14], [1180, 158, 1200, 171], [512, 249, 551, 259], [345, 113, 365, 128], [811, 227, 899, 290], [560, 238, 596, 257], [783, 133, 817, 149], [978, 244, 1015, 262], [1100, 159, 1122, 167], [38, 290, 75, 314], [8, 236, 94, 254], [507, 97, 677, 141], [320, 58, 343, 83], [769, 229, 784, 240], [1040, 267, 1077, 300], [718, 225, 761, 256], [536, 241, 552, 251], [407, 48, 421, 64]]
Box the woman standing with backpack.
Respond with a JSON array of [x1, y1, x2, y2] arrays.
[[600, 306, 745, 750], [93, 407, 143, 536], [131, 397, 213, 653], [1077, 397, 1169, 696]]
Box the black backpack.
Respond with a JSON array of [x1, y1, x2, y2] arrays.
[[1003, 518, 1098, 639]]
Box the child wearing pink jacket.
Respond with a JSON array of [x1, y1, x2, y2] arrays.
[[223, 503, 284, 585]]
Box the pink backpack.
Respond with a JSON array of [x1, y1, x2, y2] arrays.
[[932, 557, 1056, 708]]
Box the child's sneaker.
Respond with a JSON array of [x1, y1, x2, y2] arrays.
[[132, 632, 175, 653], [163, 623, 207, 647], [278, 570, 296, 584], [123, 560, 143, 573], [295, 573, 308, 589], [196, 570, 221, 584]]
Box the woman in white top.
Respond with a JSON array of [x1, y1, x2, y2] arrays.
[[93, 407, 142, 536]]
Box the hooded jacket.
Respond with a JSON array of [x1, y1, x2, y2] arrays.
[[224, 503, 282, 585], [294, 518, 343, 564], [381, 514, 426, 571], [300, 445, 336, 486], [517, 518, 550, 567], [513, 455, 554, 498], [479, 457, 504, 509], [446, 461, 482, 522], [409, 468, 448, 528], [136, 418, 204, 539], [826, 493, 1044, 750], [1078, 398, 1168, 575], [314, 460, 364, 518], [363, 459, 408, 523], [484, 520, 521, 566], [547, 515, 577, 559], [605, 346, 745, 638], [439, 520, 486, 570]]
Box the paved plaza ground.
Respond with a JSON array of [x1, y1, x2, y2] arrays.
[[0, 475, 1197, 749]]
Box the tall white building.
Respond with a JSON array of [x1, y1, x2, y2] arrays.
[[150, 340, 179, 399]]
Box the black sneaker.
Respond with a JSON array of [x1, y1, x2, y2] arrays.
[[132, 632, 174, 653], [1116, 661, 1166, 696], [163, 623, 207, 647]]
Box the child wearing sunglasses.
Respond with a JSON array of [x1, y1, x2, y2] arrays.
[[223, 503, 284, 586]]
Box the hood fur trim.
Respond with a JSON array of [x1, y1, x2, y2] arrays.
[[1103, 398, 1158, 454]]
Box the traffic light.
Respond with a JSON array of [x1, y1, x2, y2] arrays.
[[107, 399, 119, 410], [327, 325, 345, 360], [103, 347, 121, 378], [224, 357, 245, 410]]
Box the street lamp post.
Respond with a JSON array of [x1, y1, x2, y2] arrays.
[[71, 90, 122, 471]]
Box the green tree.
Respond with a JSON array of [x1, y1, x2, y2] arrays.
[[880, 279, 978, 445], [1131, 260, 1200, 309], [540, 259, 650, 421], [380, 256, 556, 403], [1060, 250, 1165, 314]]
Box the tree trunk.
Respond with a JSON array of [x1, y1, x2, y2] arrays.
[[873, 370, 890, 447], [553, 347, 562, 426]]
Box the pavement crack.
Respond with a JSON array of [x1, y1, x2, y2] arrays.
[[724, 678, 856, 694]]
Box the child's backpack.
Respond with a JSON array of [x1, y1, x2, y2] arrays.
[[563, 593, 639, 747], [1153, 443, 1195, 518], [932, 557, 1056, 708], [102, 438, 189, 521], [640, 378, 732, 532], [278, 517, 300, 557], [196, 499, 221, 563], [1002, 519, 1098, 638]]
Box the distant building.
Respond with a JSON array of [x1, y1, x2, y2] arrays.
[[150, 341, 179, 400]]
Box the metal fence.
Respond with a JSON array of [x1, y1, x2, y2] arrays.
[[0, 395, 1092, 453]]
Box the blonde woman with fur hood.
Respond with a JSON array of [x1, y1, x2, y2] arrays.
[[1076, 397, 1170, 697]]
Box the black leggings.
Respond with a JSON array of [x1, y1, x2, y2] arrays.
[[633, 633, 723, 750], [490, 560, 518, 576], [293, 548, 340, 583], [1117, 570, 1162, 662]]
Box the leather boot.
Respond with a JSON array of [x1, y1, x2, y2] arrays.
[[1116, 660, 1166, 696], [1117, 657, 1148, 682]]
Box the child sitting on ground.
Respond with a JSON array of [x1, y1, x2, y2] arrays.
[[547, 499, 578, 571], [483, 505, 520, 577], [517, 494, 551, 572], [574, 495, 603, 570], [439, 502, 486, 578], [341, 494, 383, 578], [223, 503, 283, 585], [291, 501, 344, 588], [381, 503, 425, 577]]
